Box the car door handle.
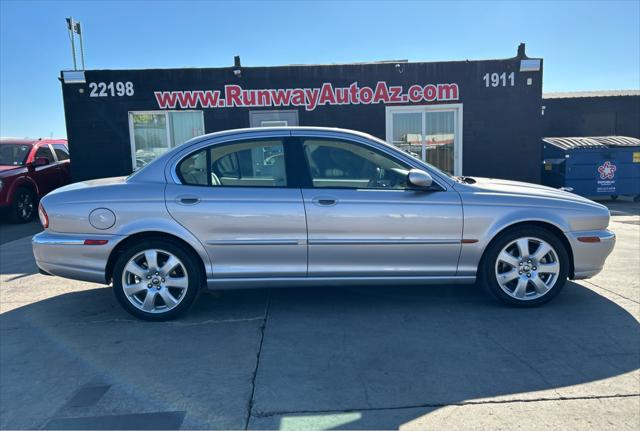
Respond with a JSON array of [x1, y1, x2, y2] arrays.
[[177, 195, 201, 205], [312, 196, 338, 206]]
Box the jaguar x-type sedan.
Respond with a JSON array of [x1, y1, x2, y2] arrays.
[[33, 127, 615, 320]]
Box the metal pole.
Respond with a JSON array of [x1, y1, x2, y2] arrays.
[[66, 17, 77, 70], [77, 22, 85, 70]]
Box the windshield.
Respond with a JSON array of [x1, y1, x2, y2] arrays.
[[0, 144, 31, 166]]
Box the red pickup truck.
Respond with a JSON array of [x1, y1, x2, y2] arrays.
[[0, 138, 71, 223]]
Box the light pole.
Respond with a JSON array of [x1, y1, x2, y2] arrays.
[[66, 17, 86, 70]]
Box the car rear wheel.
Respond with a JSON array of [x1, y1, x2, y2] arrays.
[[481, 227, 569, 307], [10, 187, 36, 223], [112, 239, 202, 320]]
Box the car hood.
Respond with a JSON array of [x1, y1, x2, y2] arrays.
[[455, 177, 605, 208]]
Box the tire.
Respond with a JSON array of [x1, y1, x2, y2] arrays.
[[480, 226, 569, 307], [634, 195, 640, 203], [112, 238, 202, 321], [9, 187, 36, 223], [610, 195, 618, 201]]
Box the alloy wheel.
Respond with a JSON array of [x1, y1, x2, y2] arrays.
[[494, 237, 560, 300], [17, 192, 34, 220], [121, 249, 189, 313]]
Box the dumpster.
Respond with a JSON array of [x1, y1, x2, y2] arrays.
[[542, 136, 640, 201]]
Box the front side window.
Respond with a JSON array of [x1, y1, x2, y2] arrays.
[[35, 146, 55, 163], [302, 139, 409, 189], [178, 139, 287, 187]]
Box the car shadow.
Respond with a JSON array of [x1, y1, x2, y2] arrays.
[[249, 281, 640, 429], [0, 282, 638, 430], [0, 219, 42, 245], [0, 236, 39, 280]]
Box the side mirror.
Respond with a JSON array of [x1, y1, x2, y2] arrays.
[[33, 157, 49, 167], [407, 169, 434, 189]]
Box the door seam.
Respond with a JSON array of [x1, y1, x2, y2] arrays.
[[298, 188, 310, 277]]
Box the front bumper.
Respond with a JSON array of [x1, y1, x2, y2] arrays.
[[32, 231, 124, 284], [567, 229, 616, 279]]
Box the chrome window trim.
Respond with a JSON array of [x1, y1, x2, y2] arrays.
[[168, 129, 293, 185], [168, 128, 452, 191], [291, 129, 453, 190]]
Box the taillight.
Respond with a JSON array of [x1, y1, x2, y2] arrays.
[[38, 203, 49, 229], [83, 239, 108, 245], [577, 236, 601, 243]]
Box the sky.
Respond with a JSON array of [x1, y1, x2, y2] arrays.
[[1, 0, 639, 138]]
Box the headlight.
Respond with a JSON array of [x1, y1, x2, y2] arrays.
[[0, 179, 3, 192]]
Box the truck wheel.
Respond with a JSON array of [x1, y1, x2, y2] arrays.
[[10, 187, 36, 223], [634, 195, 640, 203], [112, 238, 202, 321], [481, 227, 569, 307], [610, 195, 618, 201]]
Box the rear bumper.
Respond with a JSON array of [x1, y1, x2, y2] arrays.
[[567, 229, 616, 279], [32, 231, 124, 284]]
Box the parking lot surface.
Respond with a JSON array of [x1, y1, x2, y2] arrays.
[[1, 201, 639, 430]]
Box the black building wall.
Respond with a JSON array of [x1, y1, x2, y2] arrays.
[[542, 95, 640, 138], [61, 54, 543, 183]]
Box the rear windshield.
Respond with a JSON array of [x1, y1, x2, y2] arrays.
[[0, 144, 31, 166]]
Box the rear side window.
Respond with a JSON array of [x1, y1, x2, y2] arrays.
[[178, 139, 287, 187], [53, 144, 70, 161], [34, 146, 55, 163]]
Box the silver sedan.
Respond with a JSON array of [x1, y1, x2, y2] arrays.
[[33, 127, 615, 320]]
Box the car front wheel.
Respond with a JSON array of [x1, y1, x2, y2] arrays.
[[482, 227, 569, 307], [112, 239, 202, 320], [10, 187, 36, 223]]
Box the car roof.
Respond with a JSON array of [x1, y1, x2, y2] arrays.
[[187, 126, 376, 142], [0, 138, 67, 145]]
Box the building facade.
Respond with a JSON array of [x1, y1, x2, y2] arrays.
[[60, 45, 543, 183]]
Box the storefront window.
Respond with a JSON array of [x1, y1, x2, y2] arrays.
[[129, 111, 204, 170], [425, 111, 455, 174], [131, 113, 169, 169], [170, 111, 205, 147], [391, 112, 422, 158], [386, 106, 461, 175]]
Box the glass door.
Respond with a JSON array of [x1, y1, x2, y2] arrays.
[[386, 105, 462, 175]]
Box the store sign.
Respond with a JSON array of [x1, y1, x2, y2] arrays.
[[596, 161, 617, 193], [154, 81, 459, 111]]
